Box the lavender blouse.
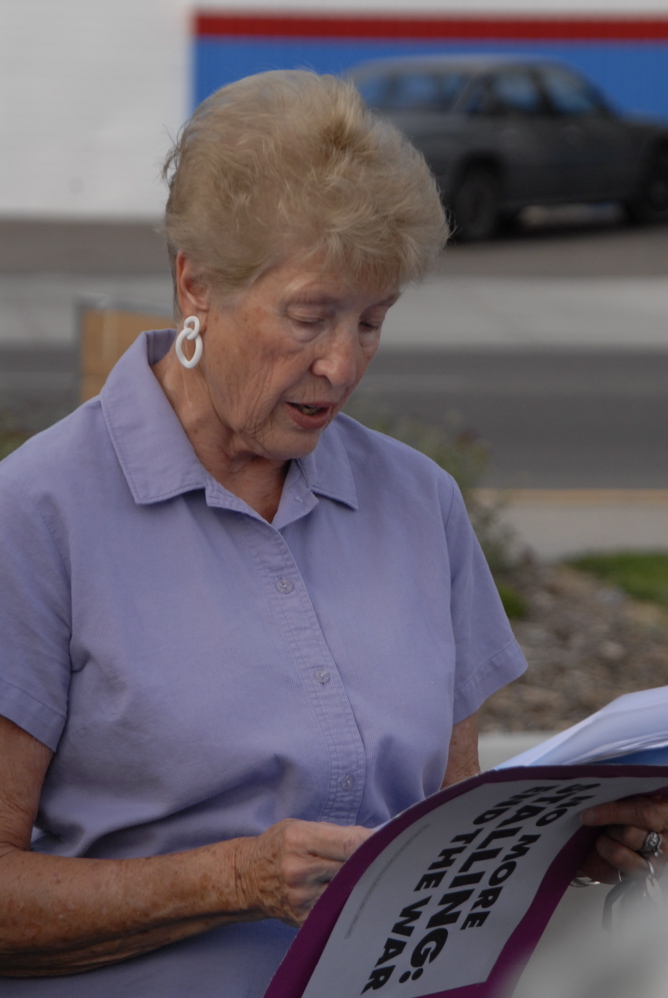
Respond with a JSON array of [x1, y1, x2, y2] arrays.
[[0, 330, 526, 997]]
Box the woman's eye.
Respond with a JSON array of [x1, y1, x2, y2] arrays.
[[291, 314, 326, 328]]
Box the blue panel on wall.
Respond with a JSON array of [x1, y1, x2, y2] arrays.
[[194, 37, 668, 120]]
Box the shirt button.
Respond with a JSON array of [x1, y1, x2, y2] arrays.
[[276, 578, 294, 594], [314, 669, 330, 684], [340, 775, 356, 791]]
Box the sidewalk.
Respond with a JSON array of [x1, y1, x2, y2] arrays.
[[478, 731, 550, 770], [477, 488, 668, 560], [1, 220, 668, 349], [3, 272, 668, 350], [383, 275, 668, 350]]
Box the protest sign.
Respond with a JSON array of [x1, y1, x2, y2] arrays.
[[264, 765, 668, 998]]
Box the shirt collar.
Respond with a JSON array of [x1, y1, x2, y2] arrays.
[[101, 330, 358, 511], [297, 427, 358, 510]]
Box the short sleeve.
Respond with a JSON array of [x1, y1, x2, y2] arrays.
[[443, 481, 527, 722], [0, 473, 72, 750]]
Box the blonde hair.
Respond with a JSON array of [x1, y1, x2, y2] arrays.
[[163, 69, 447, 308]]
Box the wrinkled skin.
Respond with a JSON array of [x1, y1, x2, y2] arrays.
[[233, 819, 374, 927]]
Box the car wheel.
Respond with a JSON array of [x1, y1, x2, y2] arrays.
[[626, 145, 668, 224], [449, 167, 500, 242]]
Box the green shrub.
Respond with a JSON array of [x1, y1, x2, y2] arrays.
[[496, 582, 529, 620], [566, 551, 668, 609]]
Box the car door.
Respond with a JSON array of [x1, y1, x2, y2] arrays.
[[536, 64, 639, 200], [456, 69, 572, 206]]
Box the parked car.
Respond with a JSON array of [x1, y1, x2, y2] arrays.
[[347, 54, 668, 240]]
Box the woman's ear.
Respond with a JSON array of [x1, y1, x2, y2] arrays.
[[175, 251, 210, 327]]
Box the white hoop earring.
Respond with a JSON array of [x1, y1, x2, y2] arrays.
[[175, 315, 203, 369]]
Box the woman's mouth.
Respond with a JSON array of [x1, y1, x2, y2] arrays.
[[286, 401, 334, 429], [289, 403, 326, 416]]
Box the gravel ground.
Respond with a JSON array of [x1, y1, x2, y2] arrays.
[[478, 560, 668, 732]]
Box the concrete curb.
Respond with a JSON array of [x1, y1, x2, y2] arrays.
[[475, 489, 668, 560]]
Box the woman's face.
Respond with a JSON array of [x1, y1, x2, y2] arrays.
[[191, 256, 399, 464]]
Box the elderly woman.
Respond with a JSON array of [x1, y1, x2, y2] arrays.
[[0, 70, 664, 998]]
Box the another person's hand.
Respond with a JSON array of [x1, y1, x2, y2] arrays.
[[578, 796, 668, 883], [232, 819, 374, 926]]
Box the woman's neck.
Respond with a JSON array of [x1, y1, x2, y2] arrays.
[[151, 350, 288, 522]]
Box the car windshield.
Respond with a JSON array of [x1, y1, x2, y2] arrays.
[[354, 70, 469, 112], [538, 65, 611, 116]]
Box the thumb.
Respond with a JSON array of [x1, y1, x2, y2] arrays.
[[342, 824, 376, 858]]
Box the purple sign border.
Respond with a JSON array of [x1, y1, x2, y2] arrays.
[[264, 764, 668, 998]]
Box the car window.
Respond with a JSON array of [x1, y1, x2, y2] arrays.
[[392, 73, 441, 109], [539, 65, 609, 117], [355, 70, 467, 111], [460, 79, 493, 115], [354, 74, 392, 109], [488, 71, 547, 117]]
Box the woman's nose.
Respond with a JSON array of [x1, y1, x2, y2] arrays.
[[311, 327, 359, 388]]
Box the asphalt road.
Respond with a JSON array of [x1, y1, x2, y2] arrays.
[[1, 214, 667, 488], [354, 348, 668, 488]]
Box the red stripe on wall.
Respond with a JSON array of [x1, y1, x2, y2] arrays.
[[195, 12, 668, 42]]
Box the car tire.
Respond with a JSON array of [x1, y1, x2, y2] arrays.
[[449, 167, 500, 242], [626, 145, 668, 224]]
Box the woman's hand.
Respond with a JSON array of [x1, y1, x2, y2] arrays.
[[578, 796, 668, 883], [232, 819, 374, 927]]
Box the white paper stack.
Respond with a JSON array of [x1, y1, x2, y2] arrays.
[[498, 687, 668, 768]]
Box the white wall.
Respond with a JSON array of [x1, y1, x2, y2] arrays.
[[0, 0, 189, 219], [0, 0, 664, 220]]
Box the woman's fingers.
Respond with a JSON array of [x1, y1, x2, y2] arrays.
[[594, 833, 659, 879], [235, 819, 373, 927], [303, 821, 374, 863], [580, 796, 668, 834], [577, 846, 619, 885], [578, 796, 668, 882], [578, 835, 662, 885], [274, 820, 373, 923], [604, 823, 663, 856]]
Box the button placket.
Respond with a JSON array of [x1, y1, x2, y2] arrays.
[[247, 521, 366, 822]]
